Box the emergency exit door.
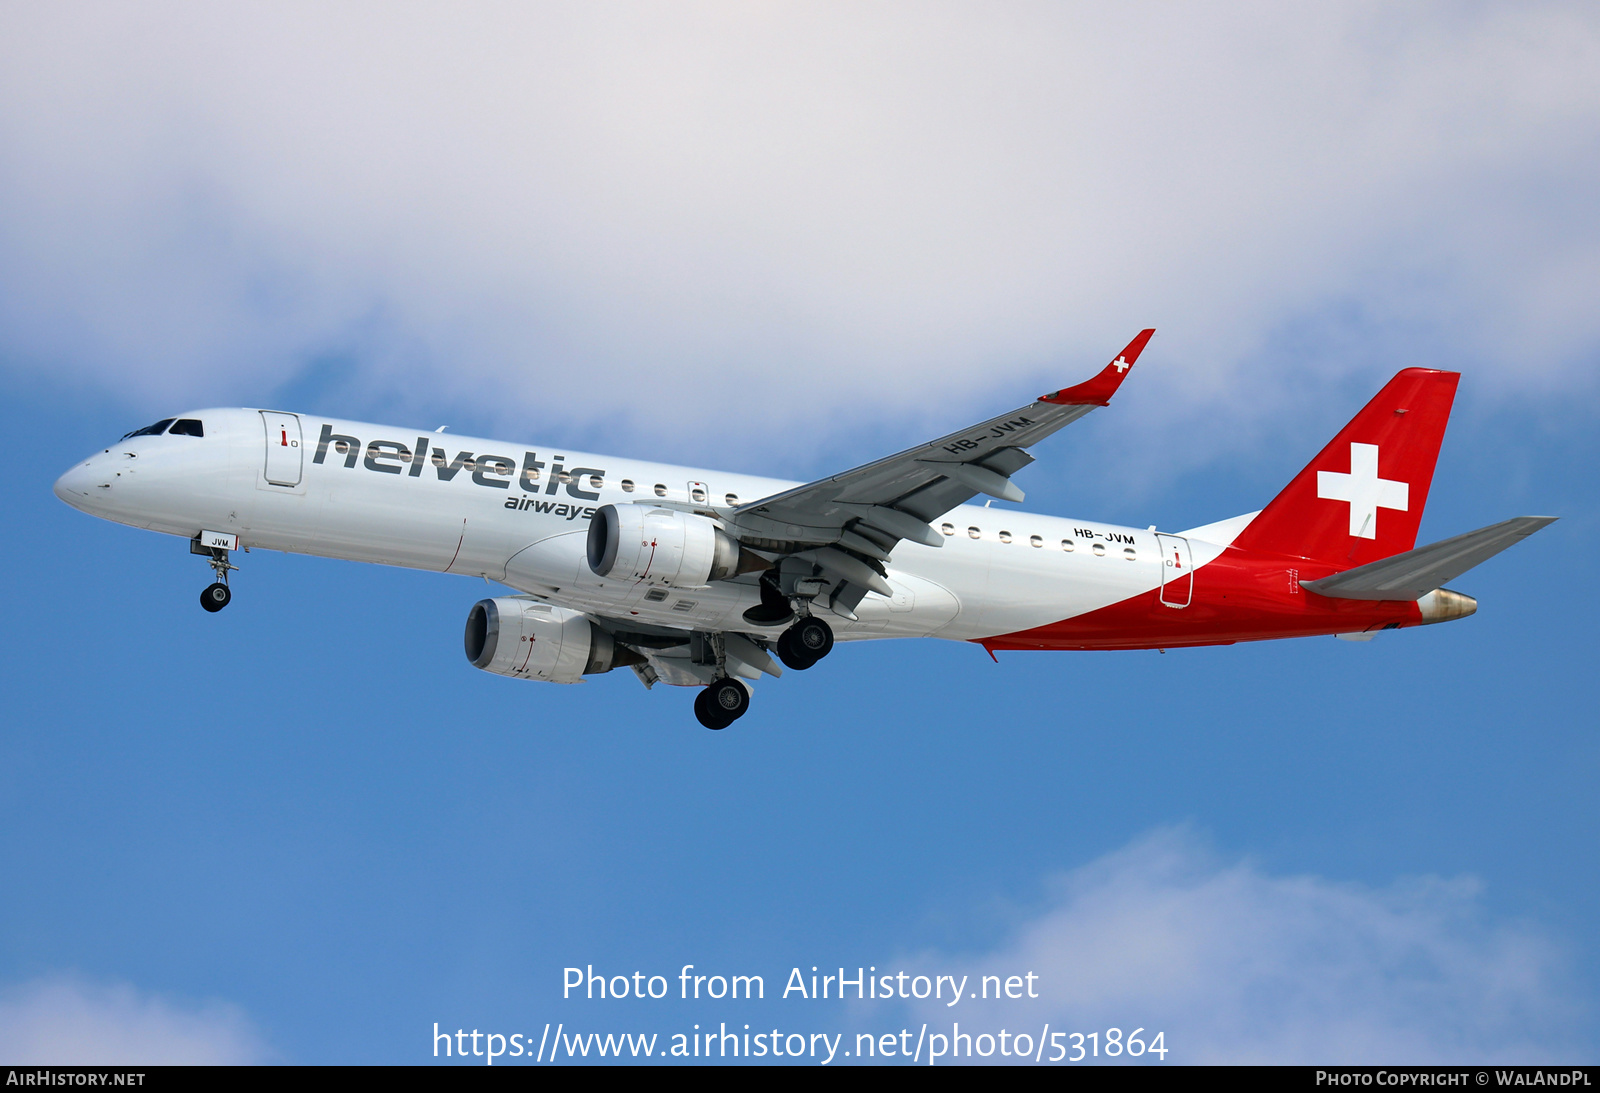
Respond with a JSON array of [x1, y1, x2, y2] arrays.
[[261, 411, 303, 486], [1156, 533, 1193, 608]]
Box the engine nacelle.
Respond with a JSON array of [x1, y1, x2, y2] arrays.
[[464, 599, 624, 684], [586, 503, 741, 588]]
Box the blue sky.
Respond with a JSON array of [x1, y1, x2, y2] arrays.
[[1, 3, 1597, 1065]]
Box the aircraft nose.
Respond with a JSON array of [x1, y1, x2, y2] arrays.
[[53, 458, 101, 508]]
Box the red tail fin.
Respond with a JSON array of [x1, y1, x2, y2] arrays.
[[1232, 369, 1460, 567]]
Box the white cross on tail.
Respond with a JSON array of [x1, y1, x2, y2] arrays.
[[1111, 356, 1130, 373], [1316, 442, 1408, 538]]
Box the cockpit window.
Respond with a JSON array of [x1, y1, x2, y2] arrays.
[[168, 419, 204, 437], [121, 419, 175, 440]]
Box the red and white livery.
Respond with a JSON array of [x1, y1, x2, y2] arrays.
[[54, 332, 1553, 728]]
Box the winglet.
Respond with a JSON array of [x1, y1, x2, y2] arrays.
[[1040, 329, 1155, 406]]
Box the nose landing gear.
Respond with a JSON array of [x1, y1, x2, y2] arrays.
[[192, 540, 238, 613]]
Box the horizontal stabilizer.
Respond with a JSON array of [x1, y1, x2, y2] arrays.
[[1301, 516, 1556, 601]]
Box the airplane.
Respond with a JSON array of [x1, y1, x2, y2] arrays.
[[53, 330, 1554, 729]]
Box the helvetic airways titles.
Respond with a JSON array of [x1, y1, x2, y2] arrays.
[[562, 965, 1039, 1005], [316, 423, 605, 499]]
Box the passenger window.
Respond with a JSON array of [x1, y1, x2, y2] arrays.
[[654, 484, 668, 498], [1061, 539, 1075, 551], [1029, 535, 1043, 548], [724, 493, 739, 507], [968, 527, 982, 539], [168, 419, 204, 437], [121, 419, 175, 440], [621, 479, 635, 493], [940, 523, 955, 536], [998, 531, 1012, 543], [1124, 547, 1137, 560], [691, 486, 707, 503], [1092, 543, 1106, 556]]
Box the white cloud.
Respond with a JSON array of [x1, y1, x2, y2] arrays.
[[0, 3, 1596, 458], [0, 976, 269, 1065], [900, 829, 1588, 1064]]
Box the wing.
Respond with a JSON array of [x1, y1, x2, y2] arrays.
[[730, 330, 1154, 564]]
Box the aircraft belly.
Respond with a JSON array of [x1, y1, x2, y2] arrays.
[[592, 583, 767, 633], [847, 572, 960, 637]]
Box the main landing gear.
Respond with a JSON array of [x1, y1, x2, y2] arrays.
[[695, 617, 832, 728], [776, 615, 834, 671], [694, 677, 750, 730], [696, 590, 836, 729]]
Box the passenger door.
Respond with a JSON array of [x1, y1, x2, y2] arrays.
[[1156, 533, 1193, 608], [261, 411, 303, 487]]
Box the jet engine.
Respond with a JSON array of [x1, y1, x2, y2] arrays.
[[463, 598, 632, 683], [586, 504, 744, 588]]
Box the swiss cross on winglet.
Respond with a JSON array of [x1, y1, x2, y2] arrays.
[[1040, 329, 1155, 406]]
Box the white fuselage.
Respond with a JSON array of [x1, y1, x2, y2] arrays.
[[54, 408, 1236, 647]]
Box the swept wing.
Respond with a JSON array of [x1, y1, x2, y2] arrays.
[[730, 330, 1155, 561]]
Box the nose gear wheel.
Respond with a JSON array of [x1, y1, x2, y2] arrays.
[[196, 545, 238, 612]]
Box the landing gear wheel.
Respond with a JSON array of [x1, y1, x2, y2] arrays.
[[776, 628, 816, 671], [695, 677, 750, 729], [789, 615, 834, 662], [196, 543, 239, 613], [693, 688, 726, 730], [708, 677, 750, 722]]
